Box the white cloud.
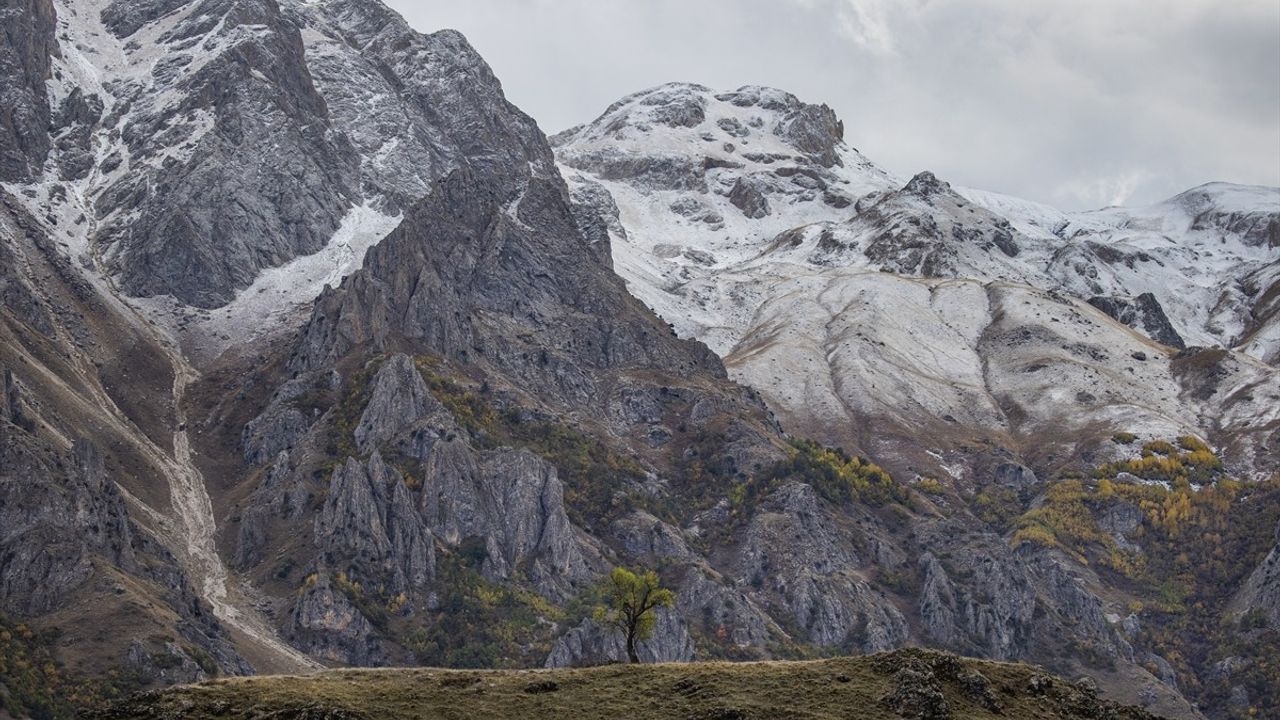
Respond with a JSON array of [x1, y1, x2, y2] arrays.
[[1056, 170, 1155, 209], [384, 0, 1280, 210], [832, 0, 903, 54]]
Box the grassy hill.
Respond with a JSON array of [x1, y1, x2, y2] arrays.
[[90, 648, 1164, 720]]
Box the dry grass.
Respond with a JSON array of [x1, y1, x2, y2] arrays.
[[92, 648, 1164, 720]]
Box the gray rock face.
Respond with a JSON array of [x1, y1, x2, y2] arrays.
[[416, 442, 593, 598], [715, 86, 844, 167], [353, 354, 440, 454], [544, 609, 694, 668], [288, 164, 726, 408], [919, 550, 1033, 661], [52, 88, 104, 181], [773, 102, 844, 168], [1087, 293, 1186, 349], [0, 436, 134, 616], [563, 173, 624, 267], [297, 1, 562, 209], [125, 640, 208, 685], [2, 367, 34, 432], [1238, 525, 1280, 628], [315, 452, 435, 594], [235, 451, 309, 568], [1023, 548, 1130, 664], [915, 523, 1036, 661], [1176, 184, 1280, 249], [610, 511, 696, 562], [0, 0, 57, 182], [562, 148, 709, 193], [99, 0, 191, 37], [850, 171, 1025, 276], [676, 566, 781, 650], [640, 84, 708, 128], [1099, 501, 1143, 537], [288, 573, 388, 666], [992, 462, 1038, 489], [95, 0, 361, 308], [241, 375, 325, 465], [734, 482, 907, 651], [607, 511, 783, 654], [728, 176, 772, 219], [58, 0, 589, 311]]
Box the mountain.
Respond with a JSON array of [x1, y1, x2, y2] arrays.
[[0, 3, 1277, 720], [554, 83, 1280, 484]]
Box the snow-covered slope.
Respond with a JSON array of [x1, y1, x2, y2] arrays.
[[554, 83, 1280, 478], [3, 0, 555, 360]]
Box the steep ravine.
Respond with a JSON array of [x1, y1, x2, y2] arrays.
[[160, 339, 319, 672]]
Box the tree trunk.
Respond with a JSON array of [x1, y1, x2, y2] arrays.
[[626, 629, 639, 663]]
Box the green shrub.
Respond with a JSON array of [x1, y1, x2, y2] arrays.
[[760, 439, 908, 508], [916, 477, 946, 496], [404, 550, 562, 669]]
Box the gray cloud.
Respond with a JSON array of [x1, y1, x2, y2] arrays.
[[384, 0, 1279, 209]]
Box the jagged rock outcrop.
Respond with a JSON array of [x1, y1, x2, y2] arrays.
[[353, 354, 440, 453], [728, 176, 772, 219], [1176, 184, 1280, 249], [235, 451, 309, 568], [93, 0, 362, 308], [914, 521, 1036, 661], [415, 442, 593, 598], [1237, 524, 1280, 628], [288, 573, 389, 666], [562, 172, 623, 267], [734, 482, 908, 651], [1022, 548, 1131, 663], [0, 0, 57, 182], [0, 436, 134, 615], [124, 640, 208, 686], [609, 511, 785, 654], [851, 172, 1026, 276], [241, 374, 331, 465], [1088, 293, 1186, 349], [288, 163, 729, 426], [316, 452, 434, 594]]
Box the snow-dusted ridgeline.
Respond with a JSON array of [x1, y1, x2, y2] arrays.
[[554, 83, 1280, 477]]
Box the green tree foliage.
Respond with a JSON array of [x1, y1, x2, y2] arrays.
[[594, 568, 675, 663], [0, 615, 146, 718], [784, 440, 899, 505], [1094, 434, 1223, 485], [1000, 440, 1280, 718], [758, 439, 908, 508], [404, 546, 564, 669]]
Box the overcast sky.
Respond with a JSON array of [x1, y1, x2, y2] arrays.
[[384, 0, 1280, 210]]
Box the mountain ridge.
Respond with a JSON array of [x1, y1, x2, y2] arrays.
[[0, 4, 1276, 720]]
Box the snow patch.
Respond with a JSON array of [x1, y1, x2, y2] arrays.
[[134, 202, 401, 361]]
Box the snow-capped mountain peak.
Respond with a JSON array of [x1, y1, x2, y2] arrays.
[[555, 83, 1280, 480]]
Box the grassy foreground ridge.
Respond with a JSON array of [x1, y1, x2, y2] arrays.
[[91, 648, 1164, 720]]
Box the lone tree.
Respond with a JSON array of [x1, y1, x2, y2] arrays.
[[594, 567, 675, 663]]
